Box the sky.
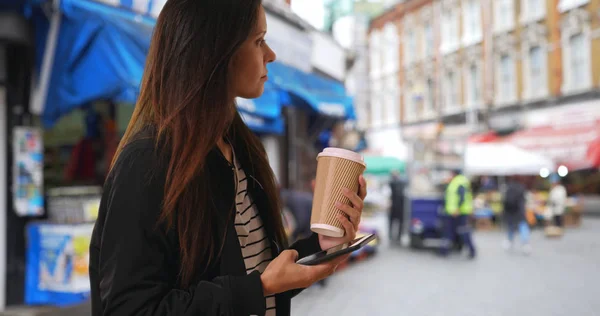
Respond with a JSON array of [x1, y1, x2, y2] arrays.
[[291, 0, 325, 30]]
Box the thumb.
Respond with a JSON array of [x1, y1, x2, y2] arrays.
[[281, 249, 299, 262]]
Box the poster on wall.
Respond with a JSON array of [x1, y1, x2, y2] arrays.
[[13, 126, 44, 216], [25, 223, 93, 306]]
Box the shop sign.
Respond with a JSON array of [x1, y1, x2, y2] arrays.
[[318, 102, 346, 117], [266, 14, 313, 73]]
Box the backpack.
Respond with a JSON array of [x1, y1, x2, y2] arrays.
[[503, 183, 523, 213]]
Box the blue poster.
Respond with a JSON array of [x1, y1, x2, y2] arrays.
[[25, 223, 93, 306]]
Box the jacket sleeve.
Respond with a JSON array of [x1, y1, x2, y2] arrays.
[[95, 147, 266, 316], [282, 233, 322, 298], [289, 233, 321, 259]]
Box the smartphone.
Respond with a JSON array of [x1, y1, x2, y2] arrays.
[[295, 234, 377, 266]]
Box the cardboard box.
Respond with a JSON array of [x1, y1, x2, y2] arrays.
[[475, 218, 494, 231], [564, 212, 582, 227], [544, 226, 563, 238]]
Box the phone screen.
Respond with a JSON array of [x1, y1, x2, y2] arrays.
[[323, 235, 368, 255], [297, 235, 371, 264]]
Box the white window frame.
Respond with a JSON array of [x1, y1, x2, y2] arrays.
[[558, 0, 590, 14], [421, 6, 434, 60], [521, 0, 547, 24], [495, 53, 517, 106], [464, 62, 482, 109], [385, 75, 400, 125], [443, 68, 461, 115], [560, 9, 592, 94], [462, 0, 482, 47], [423, 21, 434, 59], [423, 77, 436, 118], [371, 79, 384, 127], [403, 80, 418, 122], [403, 16, 418, 67], [441, 0, 460, 54], [494, 0, 515, 34], [383, 23, 400, 75], [521, 24, 549, 101], [369, 30, 382, 79]]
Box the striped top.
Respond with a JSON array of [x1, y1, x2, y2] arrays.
[[232, 152, 276, 316]]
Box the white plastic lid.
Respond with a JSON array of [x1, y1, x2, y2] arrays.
[[317, 147, 366, 166]]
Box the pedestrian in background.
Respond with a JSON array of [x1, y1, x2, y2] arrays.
[[548, 175, 567, 228], [280, 188, 313, 243], [502, 176, 531, 254], [388, 170, 406, 244], [440, 169, 477, 259]]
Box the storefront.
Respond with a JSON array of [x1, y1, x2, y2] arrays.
[[265, 61, 355, 190], [1, 7, 35, 310]]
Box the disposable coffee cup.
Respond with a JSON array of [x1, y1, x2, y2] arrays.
[[310, 148, 367, 238]]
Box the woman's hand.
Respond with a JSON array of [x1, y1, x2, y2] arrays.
[[260, 249, 348, 296], [318, 175, 368, 251]]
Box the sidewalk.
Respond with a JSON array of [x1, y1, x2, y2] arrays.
[[583, 195, 600, 216], [1, 302, 90, 316]]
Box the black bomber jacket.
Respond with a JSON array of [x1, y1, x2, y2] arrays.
[[89, 129, 321, 316]]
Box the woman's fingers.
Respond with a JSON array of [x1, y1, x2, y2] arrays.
[[342, 188, 364, 212], [338, 214, 356, 239], [335, 201, 360, 223], [358, 175, 368, 199]]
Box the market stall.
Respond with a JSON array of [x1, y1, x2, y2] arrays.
[[464, 143, 556, 176]]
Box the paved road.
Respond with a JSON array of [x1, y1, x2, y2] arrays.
[[292, 217, 600, 316]]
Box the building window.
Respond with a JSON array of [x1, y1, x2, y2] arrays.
[[383, 23, 399, 73], [385, 75, 400, 124], [444, 71, 458, 111], [558, 0, 590, 13], [442, 8, 459, 53], [528, 46, 544, 96], [369, 31, 381, 78], [494, 0, 514, 33], [497, 54, 515, 103], [371, 80, 383, 126], [521, 0, 546, 23], [403, 82, 416, 121], [425, 78, 435, 114], [468, 64, 479, 106], [424, 22, 433, 58], [462, 0, 482, 46], [569, 33, 586, 87], [406, 29, 417, 65]]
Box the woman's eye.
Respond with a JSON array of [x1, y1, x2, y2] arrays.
[[257, 39, 266, 46]]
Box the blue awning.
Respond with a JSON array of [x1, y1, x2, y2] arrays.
[[267, 62, 355, 120], [33, 0, 353, 131], [236, 80, 288, 120], [239, 112, 284, 135], [34, 0, 155, 127], [34, 0, 287, 133]]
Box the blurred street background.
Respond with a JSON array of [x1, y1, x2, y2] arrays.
[[1, 0, 600, 315]]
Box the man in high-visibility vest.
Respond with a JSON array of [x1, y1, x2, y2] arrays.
[[440, 169, 477, 258]]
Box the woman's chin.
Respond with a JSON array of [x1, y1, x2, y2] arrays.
[[237, 86, 264, 99]]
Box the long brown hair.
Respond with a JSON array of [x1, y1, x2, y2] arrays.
[[111, 0, 286, 287]]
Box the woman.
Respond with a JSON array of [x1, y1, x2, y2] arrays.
[[88, 1, 367, 315]]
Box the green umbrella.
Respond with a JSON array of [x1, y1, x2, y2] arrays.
[[363, 155, 406, 175]]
